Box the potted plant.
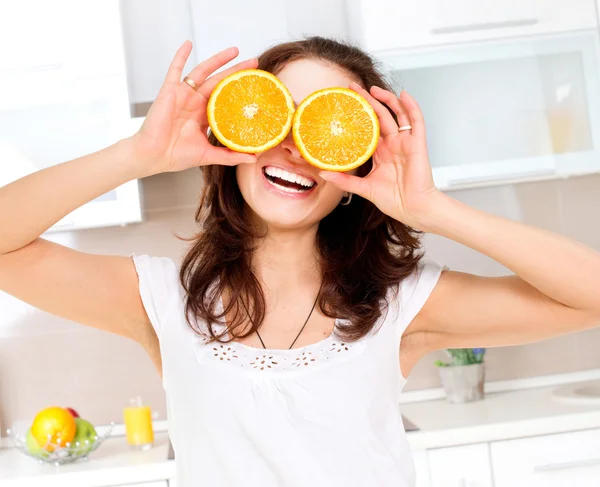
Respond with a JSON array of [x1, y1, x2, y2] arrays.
[[435, 348, 486, 403]]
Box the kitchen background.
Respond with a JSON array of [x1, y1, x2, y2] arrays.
[[1, 0, 600, 432]]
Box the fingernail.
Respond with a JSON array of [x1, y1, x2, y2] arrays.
[[319, 171, 331, 181]]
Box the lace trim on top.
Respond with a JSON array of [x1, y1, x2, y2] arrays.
[[192, 320, 366, 374]]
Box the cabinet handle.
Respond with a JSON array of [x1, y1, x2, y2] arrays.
[[534, 457, 600, 473], [446, 168, 557, 187], [432, 18, 538, 35]]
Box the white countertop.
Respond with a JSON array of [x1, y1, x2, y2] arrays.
[[0, 432, 175, 487], [400, 384, 600, 450], [3, 385, 600, 486]]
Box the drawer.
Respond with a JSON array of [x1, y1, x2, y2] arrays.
[[429, 443, 493, 487], [491, 428, 600, 487]]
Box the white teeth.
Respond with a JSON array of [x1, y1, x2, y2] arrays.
[[264, 166, 315, 188]]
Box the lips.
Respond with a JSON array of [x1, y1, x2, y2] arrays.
[[262, 165, 317, 195]]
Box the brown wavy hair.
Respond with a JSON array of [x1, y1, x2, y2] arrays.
[[180, 36, 423, 343]]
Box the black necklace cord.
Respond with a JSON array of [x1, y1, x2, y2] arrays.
[[241, 283, 323, 350]]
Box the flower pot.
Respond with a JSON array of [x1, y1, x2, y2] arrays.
[[438, 363, 485, 403]]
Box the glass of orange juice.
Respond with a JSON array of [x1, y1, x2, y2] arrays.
[[123, 396, 154, 450]]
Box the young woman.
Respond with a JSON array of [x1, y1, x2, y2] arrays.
[[1, 36, 599, 486]]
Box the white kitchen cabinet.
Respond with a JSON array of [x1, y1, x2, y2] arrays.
[[428, 443, 493, 487], [346, 0, 597, 52], [120, 0, 197, 104], [189, 0, 350, 64], [0, 0, 142, 232], [189, 0, 291, 66], [491, 428, 600, 487], [413, 449, 432, 487], [377, 28, 600, 190]]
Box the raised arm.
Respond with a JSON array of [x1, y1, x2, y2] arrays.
[[320, 83, 600, 376], [0, 42, 258, 364]]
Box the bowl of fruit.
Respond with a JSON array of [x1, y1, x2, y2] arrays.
[[7, 406, 114, 466]]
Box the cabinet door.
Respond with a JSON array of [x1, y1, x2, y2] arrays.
[[491, 428, 600, 487], [428, 443, 493, 487], [413, 449, 432, 487], [190, 0, 290, 64], [430, 0, 537, 32], [346, 0, 597, 52], [379, 29, 600, 190]]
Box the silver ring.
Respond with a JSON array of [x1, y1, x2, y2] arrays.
[[183, 76, 199, 91], [398, 125, 412, 132]]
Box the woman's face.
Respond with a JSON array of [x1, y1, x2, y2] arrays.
[[236, 59, 358, 231]]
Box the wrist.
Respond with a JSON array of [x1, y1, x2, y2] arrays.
[[116, 135, 163, 180], [408, 190, 455, 234]]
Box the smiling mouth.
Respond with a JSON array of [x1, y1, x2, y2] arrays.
[[262, 166, 317, 194]]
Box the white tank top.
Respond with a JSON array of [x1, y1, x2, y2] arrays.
[[131, 254, 443, 487]]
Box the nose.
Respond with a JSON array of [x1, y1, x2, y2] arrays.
[[280, 132, 302, 159]]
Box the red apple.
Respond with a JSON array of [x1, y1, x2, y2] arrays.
[[65, 407, 80, 418]]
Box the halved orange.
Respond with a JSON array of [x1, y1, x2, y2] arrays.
[[207, 69, 294, 153], [292, 87, 379, 172]]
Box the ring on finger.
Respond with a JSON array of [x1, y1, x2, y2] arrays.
[[183, 76, 199, 91], [398, 125, 412, 132]]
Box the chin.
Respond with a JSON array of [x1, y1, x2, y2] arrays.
[[244, 184, 331, 231], [253, 208, 319, 231]]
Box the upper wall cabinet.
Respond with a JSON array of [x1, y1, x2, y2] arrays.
[[379, 29, 600, 190], [346, 0, 600, 190], [188, 0, 350, 71], [189, 0, 291, 64], [0, 0, 142, 232], [346, 0, 598, 53]]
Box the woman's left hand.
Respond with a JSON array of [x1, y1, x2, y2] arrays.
[[319, 83, 440, 230]]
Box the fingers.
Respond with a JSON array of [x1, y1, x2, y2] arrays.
[[319, 171, 372, 202], [399, 90, 426, 139], [349, 82, 398, 137], [164, 41, 194, 84], [204, 145, 257, 166], [183, 46, 243, 88], [198, 57, 259, 98], [369, 86, 412, 132]]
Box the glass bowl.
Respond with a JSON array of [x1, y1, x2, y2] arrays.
[[7, 421, 114, 466]]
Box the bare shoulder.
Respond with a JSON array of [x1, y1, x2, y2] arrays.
[[400, 268, 599, 378], [0, 238, 156, 344]]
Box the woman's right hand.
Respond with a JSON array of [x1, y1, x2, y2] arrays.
[[131, 41, 258, 175]]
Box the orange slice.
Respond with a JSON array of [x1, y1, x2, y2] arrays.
[[207, 69, 294, 153], [292, 87, 379, 172]]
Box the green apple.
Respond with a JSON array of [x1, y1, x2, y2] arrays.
[[25, 428, 48, 458], [69, 418, 97, 455]]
